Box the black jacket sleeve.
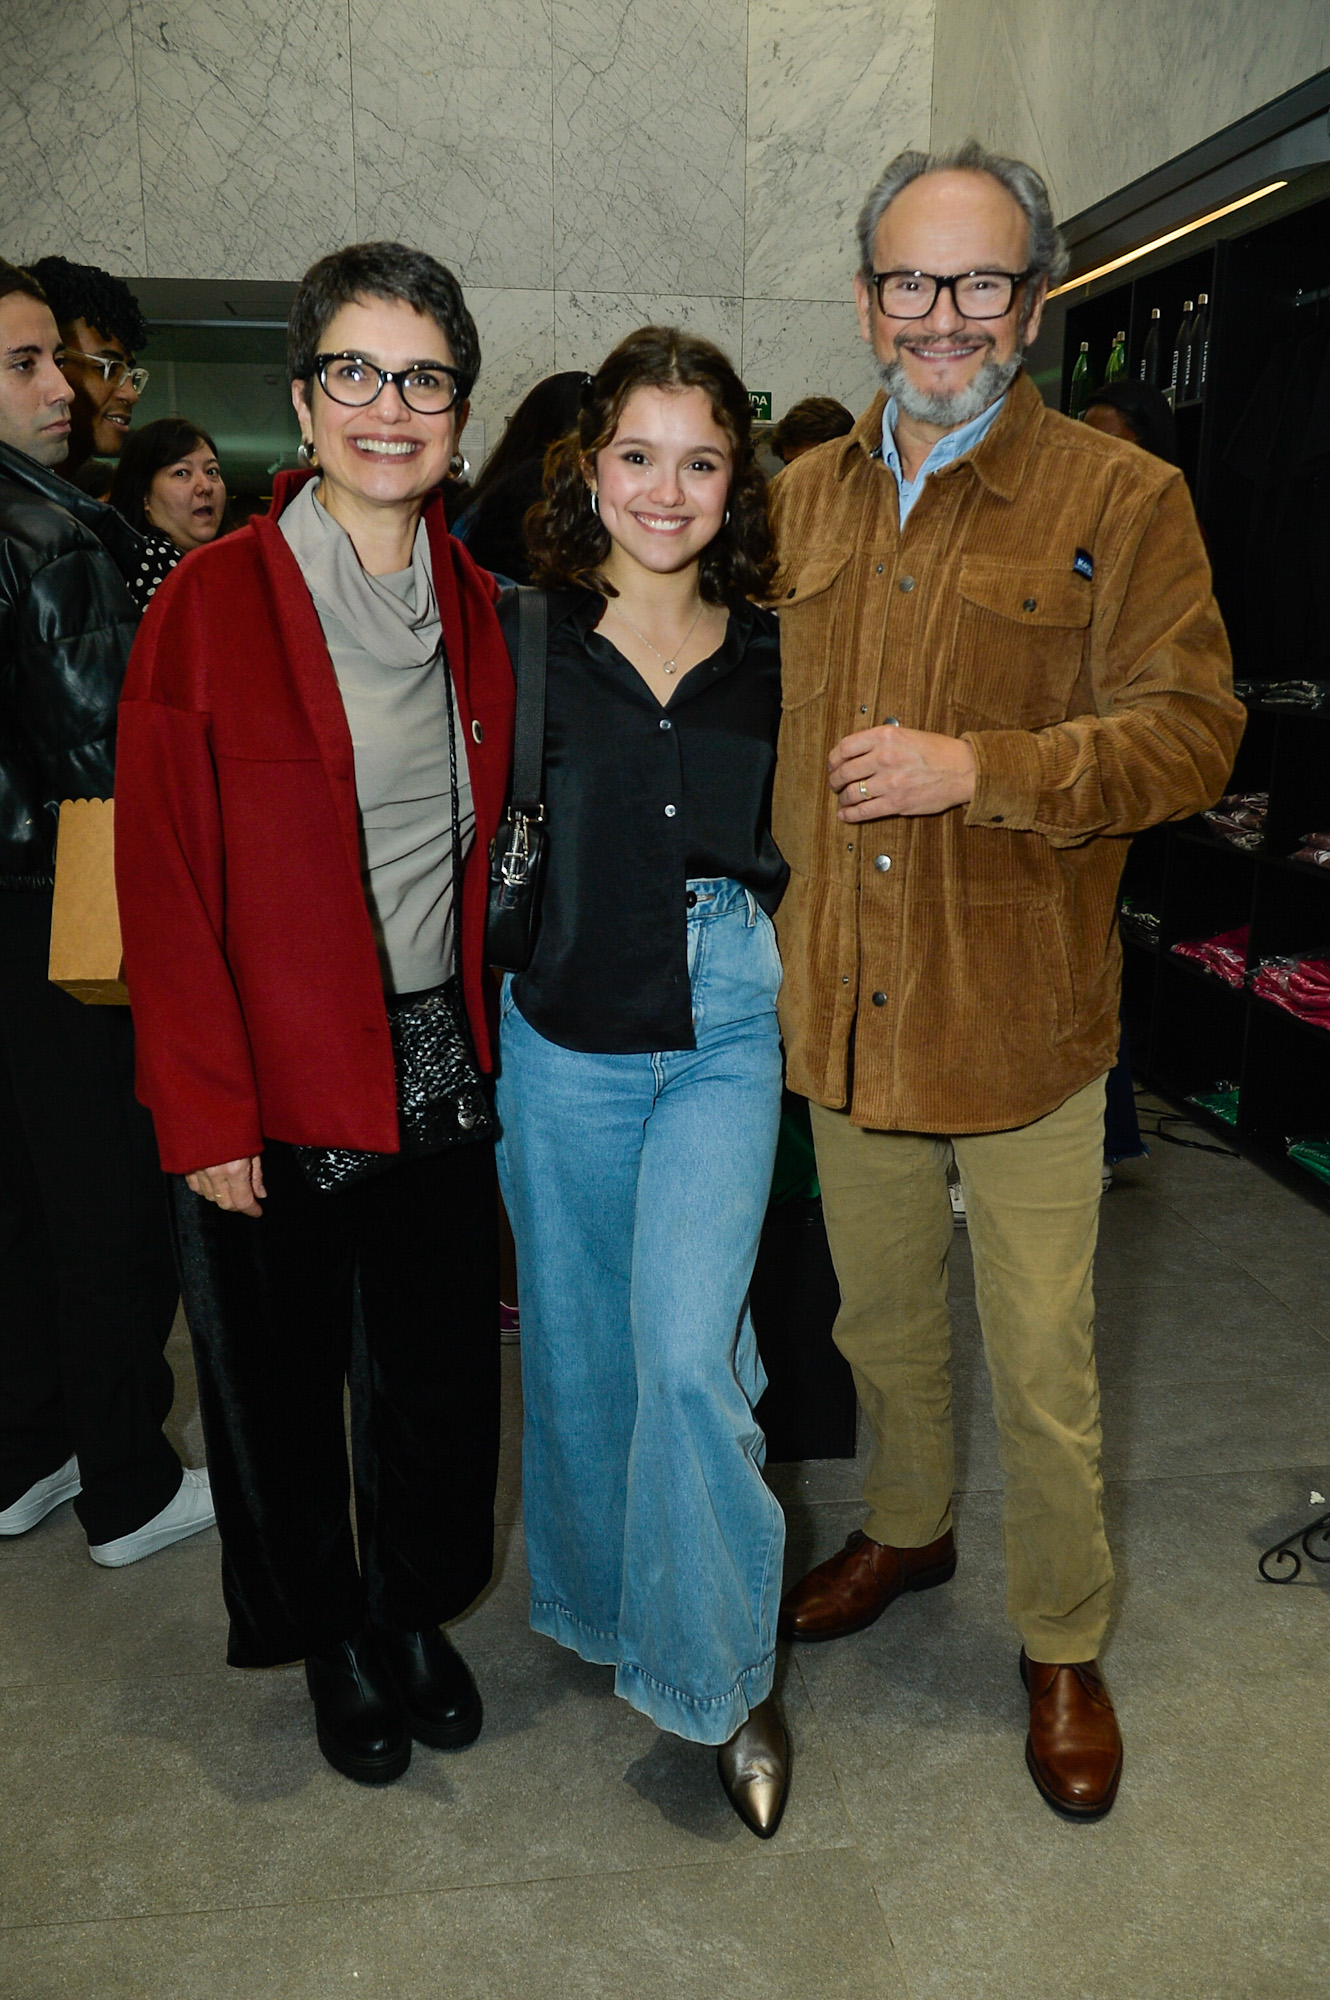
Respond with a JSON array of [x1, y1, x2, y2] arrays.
[[0, 499, 140, 882]]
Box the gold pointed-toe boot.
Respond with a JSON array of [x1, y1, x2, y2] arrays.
[[717, 1695, 790, 1839]]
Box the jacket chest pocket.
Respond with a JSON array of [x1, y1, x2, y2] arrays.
[[950, 559, 1091, 728], [772, 549, 854, 709]]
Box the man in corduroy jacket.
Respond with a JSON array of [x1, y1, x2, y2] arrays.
[[771, 142, 1244, 1820]]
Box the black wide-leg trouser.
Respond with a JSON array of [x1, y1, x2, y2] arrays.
[[0, 890, 182, 1544], [169, 1137, 500, 1668]]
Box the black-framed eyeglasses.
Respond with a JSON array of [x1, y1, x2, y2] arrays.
[[62, 350, 150, 394], [314, 352, 464, 415], [871, 269, 1034, 320]]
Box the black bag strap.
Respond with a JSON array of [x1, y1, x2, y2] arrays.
[[510, 586, 548, 815]]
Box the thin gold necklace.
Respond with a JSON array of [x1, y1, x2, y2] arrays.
[[608, 598, 707, 675]]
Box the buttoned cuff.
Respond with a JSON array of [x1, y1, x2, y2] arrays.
[[961, 728, 1045, 831]]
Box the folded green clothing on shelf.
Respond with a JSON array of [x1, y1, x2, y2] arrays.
[[1186, 1082, 1240, 1125], [1287, 1137, 1330, 1186]]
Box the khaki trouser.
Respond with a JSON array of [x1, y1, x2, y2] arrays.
[[809, 1075, 1113, 1662]]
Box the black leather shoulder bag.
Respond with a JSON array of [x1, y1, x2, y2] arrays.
[[487, 587, 549, 974]]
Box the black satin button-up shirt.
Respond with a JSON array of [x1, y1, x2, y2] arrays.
[[505, 588, 787, 1053]]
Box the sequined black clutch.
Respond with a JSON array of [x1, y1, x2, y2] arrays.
[[294, 981, 493, 1194]]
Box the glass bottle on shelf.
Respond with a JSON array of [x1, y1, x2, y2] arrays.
[[1068, 340, 1092, 418], [1171, 301, 1195, 403], [1189, 293, 1211, 398], [1104, 330, 1127, 383], [1139, 307, 1162, 387]]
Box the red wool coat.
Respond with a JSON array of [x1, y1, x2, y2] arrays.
[[115, 474, 515, 1175]]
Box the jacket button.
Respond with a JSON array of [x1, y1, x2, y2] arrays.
[[876, 563, 885, 575], [871, 990, 887, 1006], [787, 587, 796, 598], [664, 804, 676, 817], [471, 719, 483, 744], [874, 854, 891, 872], [842, 974, 850, 985], [992, 813, 1004, 822], [898, 575, 915, 593], [659, 718, 672, 730], [1022, 597, 1037, 612]]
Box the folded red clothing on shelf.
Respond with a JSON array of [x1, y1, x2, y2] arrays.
[[1171, 925, 1250, 988], [1251, 950, 1330, 1026]]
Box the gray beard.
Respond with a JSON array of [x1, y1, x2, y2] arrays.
[[878, 345, 1024, 427]]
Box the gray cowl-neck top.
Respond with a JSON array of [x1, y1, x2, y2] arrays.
[[279, 481, 474, 994]]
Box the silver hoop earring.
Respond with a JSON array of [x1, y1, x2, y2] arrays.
[[723, 508, 731, 527], [449, 452, 471, 478], [590, 490, 600, 517], [297, 438, 317, 468]]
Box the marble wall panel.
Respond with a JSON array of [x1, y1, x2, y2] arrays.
[[741, 295, 880, 420], [745, 0, 934, 304], [133, 0, 357, 279], [554, 290, 744, 371], [351, 0, 555, 289], [552, 0, 748, 296], [465, 286, 557, 460], [932, 0, 1330, 223], [0, 0, 145, 271]]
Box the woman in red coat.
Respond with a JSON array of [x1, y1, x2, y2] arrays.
[[115, 244, 515, 1786]]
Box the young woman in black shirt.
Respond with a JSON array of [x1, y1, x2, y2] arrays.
[[495, 328, 790, 1837]]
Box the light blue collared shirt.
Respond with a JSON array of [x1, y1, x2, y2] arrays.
[[880, 391, 1008, 527]]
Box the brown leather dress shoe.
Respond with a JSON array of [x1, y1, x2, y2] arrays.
[[1021, 1650, 1123, 1820], [778, 1527, 957, 1642]]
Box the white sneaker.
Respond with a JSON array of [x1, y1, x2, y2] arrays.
[[1101, 1163, 1115, 1193], [948, 1180, 967, 1227], [89, 1467, 216, 1568], [0, 1455, 81, 1535]]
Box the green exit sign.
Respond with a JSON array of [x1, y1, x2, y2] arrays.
[[748, 390, 772, 421]]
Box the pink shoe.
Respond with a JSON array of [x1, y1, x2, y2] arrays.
[[499, 1301, 520, 1343]]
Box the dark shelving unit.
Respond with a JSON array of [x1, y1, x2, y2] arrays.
[[1060, 184, 1330, 1207], [1117, 705, 1330, 1205]]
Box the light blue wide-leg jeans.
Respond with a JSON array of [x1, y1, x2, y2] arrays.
[[495, 878, 785, 1744]]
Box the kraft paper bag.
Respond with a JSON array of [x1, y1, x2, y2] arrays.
[[48, 797, 130, 1005]]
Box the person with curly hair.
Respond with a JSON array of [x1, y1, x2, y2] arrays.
[[495, 326, 791, 1837], [27, 258, 148, 473]]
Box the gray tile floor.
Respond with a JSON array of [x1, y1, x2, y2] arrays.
[[4, 1098, 1330, 1998]]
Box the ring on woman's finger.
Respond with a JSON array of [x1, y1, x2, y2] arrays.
[[858, 780, 869, 797]]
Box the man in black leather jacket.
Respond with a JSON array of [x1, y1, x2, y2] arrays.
[[0, 260, 214, 1565]]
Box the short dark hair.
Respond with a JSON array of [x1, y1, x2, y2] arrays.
[[0, 260, 49, 312], [287, 242, 481, 400], [770, 396, 855, 461], [108, 417, 220, 532], [1084, 381, 1178, 466], [27, 257, 147, 352], [526, 326, 775, 605], [66, 458, 117, 502]]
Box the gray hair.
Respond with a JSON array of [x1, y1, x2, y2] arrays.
[[856, 139, 1068, 287]]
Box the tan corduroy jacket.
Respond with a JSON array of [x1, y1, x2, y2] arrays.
[[768, 371, 1245, 1134]]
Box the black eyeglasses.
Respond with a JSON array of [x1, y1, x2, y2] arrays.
[[314, 352, 464, 415], [871, 269, 1033, 320]]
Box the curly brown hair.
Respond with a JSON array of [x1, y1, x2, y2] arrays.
[[525, 326, 774, 603]]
